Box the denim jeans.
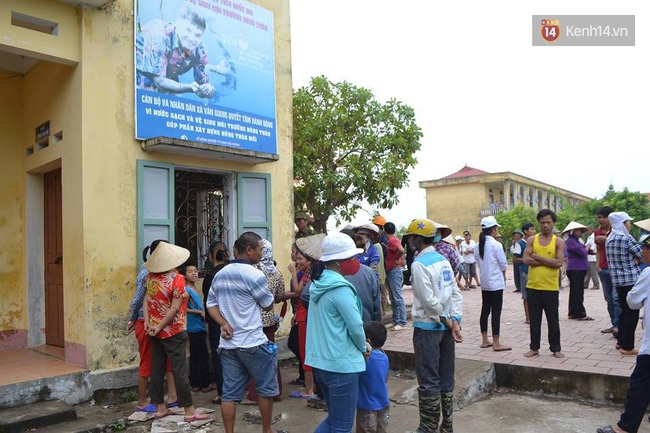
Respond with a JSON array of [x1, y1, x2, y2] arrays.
[[386, 267, 406, 326], [219, 342, 278, 401], [598, 269, 620, 328], [313, 368, 361, 433]]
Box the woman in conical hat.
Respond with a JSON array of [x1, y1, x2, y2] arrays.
[[144, 242, 212, 422]]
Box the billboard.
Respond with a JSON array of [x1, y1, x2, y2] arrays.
[[135, 0, 277, 154]]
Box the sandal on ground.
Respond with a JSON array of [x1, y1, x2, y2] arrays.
[[596, 426, 617, 433], [212, 396, 222, 405], [480, 343, 493, 348], [620, 348, 638, 356], [154, 409, 172, 420], [184, 412, 212, 422], [552, 352, 565, 358], [135, 403, 156, 412], [166, 401, 178, 408], [524, 350, 539, 358], [290, 390, 315, 399], [577, 316, 594, 321]]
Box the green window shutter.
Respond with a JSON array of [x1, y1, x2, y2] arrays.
[[137, 160, 175, 266], [237, 172, 272, 242]]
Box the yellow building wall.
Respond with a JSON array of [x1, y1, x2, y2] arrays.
[[0, 72, 27, 347], [425, 183, 487, 237], [0, 0, 80, 64], [77, 0, 294, 370], [0, 0, 293, 371]]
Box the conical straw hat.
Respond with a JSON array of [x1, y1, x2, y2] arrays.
[[145, 242, 190, 273], [442, 234, 456, 245], [296, 233, 326, 261], [634, 218, 650, 232], [561, 221, 587, 235]]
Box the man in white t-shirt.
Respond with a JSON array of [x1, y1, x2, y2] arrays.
[[207, 232, 278, 433], [460, 230, 481, 288]]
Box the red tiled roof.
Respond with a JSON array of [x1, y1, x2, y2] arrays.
[[441, 165, 490, 180]]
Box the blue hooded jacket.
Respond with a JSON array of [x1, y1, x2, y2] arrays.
[[305, 269, 367, 373]]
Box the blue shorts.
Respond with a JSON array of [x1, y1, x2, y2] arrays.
[[219, 341, 279, 401]]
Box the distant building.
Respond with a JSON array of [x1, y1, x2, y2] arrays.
[[420, 165, 593, 236]]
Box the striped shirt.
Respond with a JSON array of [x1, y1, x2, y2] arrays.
[[605, 232, 642, 287], [207, 259, 273, 349]]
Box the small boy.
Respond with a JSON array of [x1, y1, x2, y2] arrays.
[[179, 263, 210, 392], [357, 321, 390, 433]]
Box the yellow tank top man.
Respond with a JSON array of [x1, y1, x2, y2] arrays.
[[522, 209, 565, 359]]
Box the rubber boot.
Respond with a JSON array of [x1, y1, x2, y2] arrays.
[[413, 391, 441, 433], [440, 392, 454, 433]]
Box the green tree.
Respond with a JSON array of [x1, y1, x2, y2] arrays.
[[494, 206, 537, 256], [293, 76, 423, 233]]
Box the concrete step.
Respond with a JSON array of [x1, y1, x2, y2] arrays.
[[0, 399, 76, 433]]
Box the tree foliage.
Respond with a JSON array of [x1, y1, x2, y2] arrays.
[[496, 185, 650, 250], [293, 76, 423, 233]]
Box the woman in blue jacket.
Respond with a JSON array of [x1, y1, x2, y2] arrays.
[[305, 232, 371, 433]]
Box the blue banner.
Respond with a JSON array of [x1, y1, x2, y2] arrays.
[[135, 0, 276, 154]]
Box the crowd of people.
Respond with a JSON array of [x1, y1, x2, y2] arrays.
[[124, 206, 650, 433]]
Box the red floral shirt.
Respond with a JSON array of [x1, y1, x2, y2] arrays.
[[145, 272, 189, 339]]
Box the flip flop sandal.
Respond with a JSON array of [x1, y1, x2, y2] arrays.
[[480, 344, 493, 348], [166, 401, 179, 408], [154, 409, 172, 420], [184, 412, 212, 422], [289, 391, 315, 399], [596, 426, 617, 433], [212, 396, 222, 404], [135, 403, 156, 412]]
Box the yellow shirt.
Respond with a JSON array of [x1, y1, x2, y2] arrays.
[[527, 234, 560, 291]]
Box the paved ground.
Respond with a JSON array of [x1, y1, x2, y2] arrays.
[[385, 264, 644, 377]]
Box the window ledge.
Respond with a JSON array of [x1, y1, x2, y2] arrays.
[[141, 137, 279, 164]]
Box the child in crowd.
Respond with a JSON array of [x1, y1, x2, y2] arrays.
[[357, 321, 390, 433], [180, 263, 211, 392]]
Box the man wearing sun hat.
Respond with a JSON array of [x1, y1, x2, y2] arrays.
[[510, 229, 525, 293]]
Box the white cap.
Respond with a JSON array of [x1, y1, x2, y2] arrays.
[[480, 216, 501, 229], [454, 235, 463, 242], [320, 232, 364, 262]]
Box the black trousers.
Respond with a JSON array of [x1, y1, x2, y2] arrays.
[[618, 355, 650, 433], [527, 289, 561, 353], [150, 332, 193, 407], [567, 269, 587, 318], [513, 265, 521, 291], [287, 323, 304, 380], [207, 318, 224, 395], [480, 290, 503, 336], [188, 331, 210, 389], [616, 286, 640, 351]]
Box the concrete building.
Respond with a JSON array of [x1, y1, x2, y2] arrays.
[[0, 0, 293, 403], [420, 165, 593, 236]]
